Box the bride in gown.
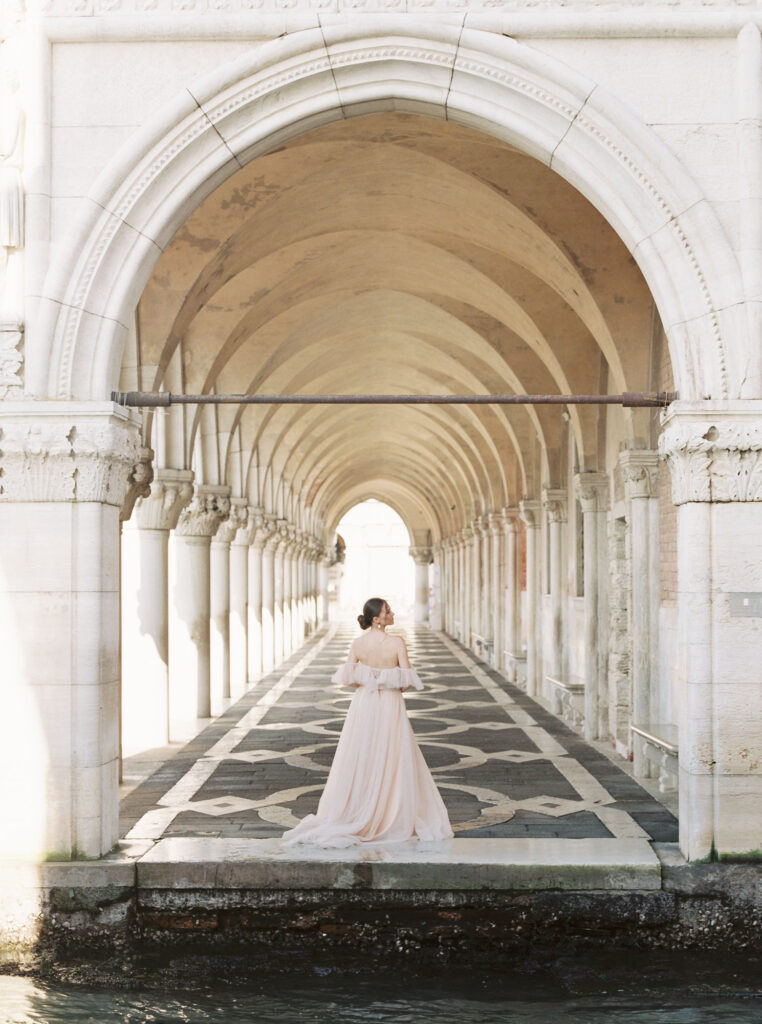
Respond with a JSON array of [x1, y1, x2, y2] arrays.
[[280, 597, 454, 848]]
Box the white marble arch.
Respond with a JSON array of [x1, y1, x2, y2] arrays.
[[36, 21, 742, 405]]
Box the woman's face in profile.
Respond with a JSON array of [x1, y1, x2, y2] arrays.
[[377, 602, 395, 627]]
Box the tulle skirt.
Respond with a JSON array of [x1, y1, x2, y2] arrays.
[[280, 685, 453, 849]]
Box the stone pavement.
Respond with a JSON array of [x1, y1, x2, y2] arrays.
[[120, 625, 678, 846]]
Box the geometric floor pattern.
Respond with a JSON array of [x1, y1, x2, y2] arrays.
[[120, 624, 678, 844]]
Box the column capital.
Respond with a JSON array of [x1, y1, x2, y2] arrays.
[[460, 524, 474, 544], [0, 401, 142, 506], [175, 485, 231, 538], [659, 401, 762, 504], [487, 511, 504, 537], [574, 471, 609, 513], [410, 545, 432, 565], [519, 498, 542, 529], [542, 488, 567, 523], [131, 467, 194, 531], [214, 497, 249, 545], [120, 446, 155, 523], [501, 506, 520, 533], [619, 448, 659, 500]]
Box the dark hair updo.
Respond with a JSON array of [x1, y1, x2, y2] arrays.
[[357, 597, 387, 630]]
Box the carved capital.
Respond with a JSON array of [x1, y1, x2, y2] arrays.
[[487, 511, 503, 537], [175, 486, 230, 538], [660, 403, 762, 504], [574, 472, 609, 514], [0, 403, 141, 505], [214, 497, 249, 544], [502, 506, 520, 534], [410, 545, 432, 566], [519, 498, 542, 530], [130, 468, 193, 531], [460, 525, 473, 544], [120, 446, 154, 523], [619, 449, 659, 500], [542, 488, 567, 524]]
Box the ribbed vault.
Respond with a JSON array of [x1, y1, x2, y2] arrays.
[[134, 112, 656, 543]]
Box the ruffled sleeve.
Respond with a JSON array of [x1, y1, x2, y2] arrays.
[[331, 662, 424, 692]]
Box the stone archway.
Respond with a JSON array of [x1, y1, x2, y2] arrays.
[[35, 22, 741, 405]]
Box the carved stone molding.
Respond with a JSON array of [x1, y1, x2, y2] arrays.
[[519, 498, 542, 529], [120, 446, 155, 523], [175, 485, 231, 538], [410, 545, 432, 566], [0, 403, 141, 505], [574, 471, 609, 514], [0, 327, 23, 400], [502, 506, 520, 534], [131, 467, 193, 530], [660, 403, 762, 504], [619, 449, 659, 500], [214, 497, 249, 544], [487, 511, 503, 537], [542, 488, 567, 524]]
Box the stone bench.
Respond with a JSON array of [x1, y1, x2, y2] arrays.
[[631, 723, 679, 793], [504, 649, 527, 688], [471, 632, 494, 665], [546, 675, 585, 732]]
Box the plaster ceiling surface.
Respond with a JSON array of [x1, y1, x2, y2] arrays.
[[136, 112, 655, 540]]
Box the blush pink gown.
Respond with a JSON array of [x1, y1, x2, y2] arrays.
[[280, 661, 454, 848]]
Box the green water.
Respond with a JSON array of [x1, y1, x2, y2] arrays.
[[1, 951, 760, 1024]]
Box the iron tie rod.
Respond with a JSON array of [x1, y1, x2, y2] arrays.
[[112, 391, 677, 408]]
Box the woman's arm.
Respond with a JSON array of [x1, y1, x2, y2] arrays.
[[397, 637, 413, 690], [347, 639, 360, 686]]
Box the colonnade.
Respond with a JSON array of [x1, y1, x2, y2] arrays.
[[121, 480, 328, 754]]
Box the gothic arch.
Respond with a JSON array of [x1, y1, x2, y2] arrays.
[[39, 21, 741, 403]]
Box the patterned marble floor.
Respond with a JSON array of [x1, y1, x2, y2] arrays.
[[120, 625, 678, 844]]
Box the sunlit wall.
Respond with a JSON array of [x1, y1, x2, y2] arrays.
[[335, 501, 414, 622]]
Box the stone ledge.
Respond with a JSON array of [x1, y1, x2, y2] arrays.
[[0, 860, 136, 890], [136, 837, 661, 891]]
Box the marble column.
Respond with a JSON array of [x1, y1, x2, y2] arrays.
[[542, 488, 567, 694], [210, 500, 247, 717], [121, 469, 193, 754], [471, 519, 483, 643], [229, 505, 252, 700], [461, 527, 472, 646], [283, 529, 295, 657], [273, 520, 289, 664], [661, 403, 762, 859], [247, 510, 269, 682], [410, 545, 431, 624], [620, 450, 659, 772], [488, 512, 504, 668], [502, 508, 521, 681], [260, 518, 278, 675], [519, 500, 542, 698], [319, 549, 331, 624], [430, 544, 443, 632], [289, 532, 301, 650], [478, 516, 492, 642], [169, 486, 230, 729], [574, 473, 610, 741], [0, 404, 142, 859]]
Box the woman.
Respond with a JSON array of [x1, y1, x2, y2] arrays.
[[280, 597, 454, 848]]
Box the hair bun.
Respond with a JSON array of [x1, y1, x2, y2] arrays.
[[357, 614, 368, 629]]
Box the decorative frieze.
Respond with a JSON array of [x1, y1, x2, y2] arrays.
[[175, 485, 231, 537], [0, 404, 141, 505], [619, 450, 659, 501], [0, 327, 23, 400], [660, 404, 762, 504]]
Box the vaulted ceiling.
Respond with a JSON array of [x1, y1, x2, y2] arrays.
[[135, 112, 656, 542]]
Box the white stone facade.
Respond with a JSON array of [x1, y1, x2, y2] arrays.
[[0, 1, 760, 863]]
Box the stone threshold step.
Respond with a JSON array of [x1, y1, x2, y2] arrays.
[[136, 837, 661, 891]]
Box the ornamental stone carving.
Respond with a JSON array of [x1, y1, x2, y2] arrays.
[[214, 497, 249, 544], [502, 506, 520, 533], [120, 445, 154, 522], [0, 405, 141, 505], [487, 511, 503, 537], [542, 488, 567, 524], [619, 450, 659, 500], [660, 403, 762, 504], [410, 545, 432, 566], [519, 499, 541, 529], [0, 326, 23, 399], [574, 472, 609, 514], [132, 468, 193, 530], [175, 486, 231, 537]]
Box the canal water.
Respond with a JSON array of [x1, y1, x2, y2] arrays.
[[1, 951, 760, 1024]]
